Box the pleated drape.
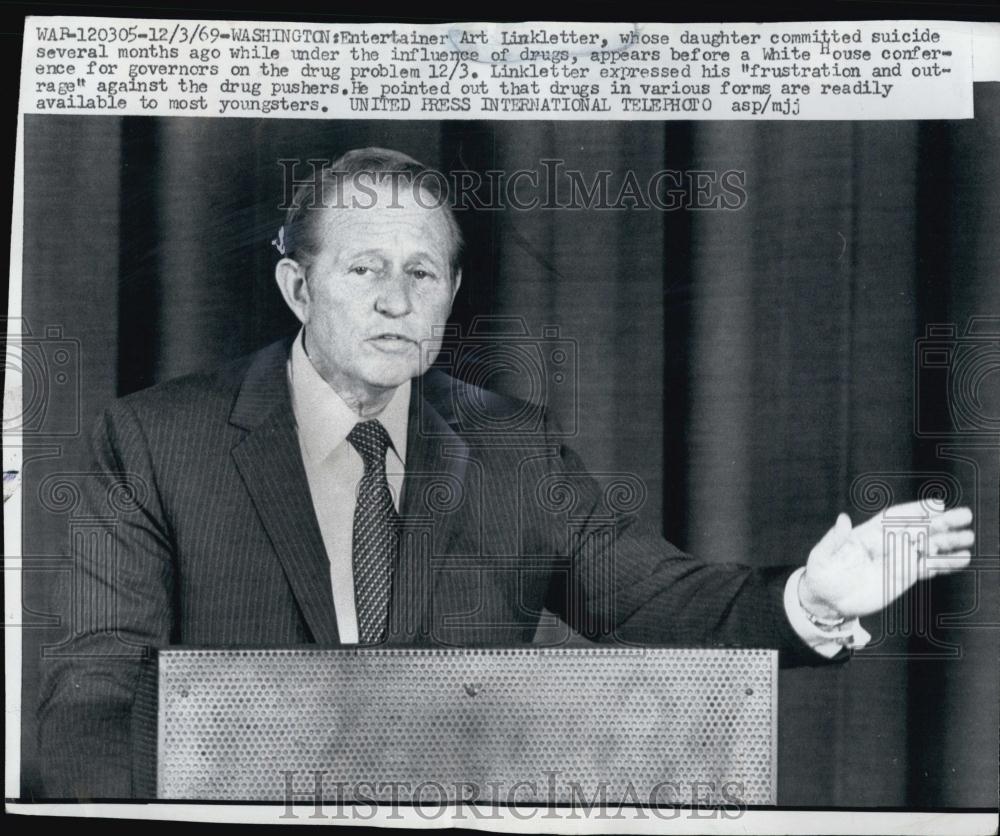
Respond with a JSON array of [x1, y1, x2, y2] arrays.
[[20, 100, 999, 804]]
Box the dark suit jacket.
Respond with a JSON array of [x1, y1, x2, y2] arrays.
[[38, 337, 823, 799]]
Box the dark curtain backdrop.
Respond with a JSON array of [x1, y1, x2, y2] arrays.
[[20, 90, 1000, 805]]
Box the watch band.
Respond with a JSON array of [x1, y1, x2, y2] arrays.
[[797, 571, 848, 632]]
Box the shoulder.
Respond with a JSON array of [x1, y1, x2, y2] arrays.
[[419, 368, 553, 439], [104, 339, 288, 433]]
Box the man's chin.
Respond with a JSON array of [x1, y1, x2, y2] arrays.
[[361, 363, 421, 392]]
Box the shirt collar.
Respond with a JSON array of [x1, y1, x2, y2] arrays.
[[287, 329, 410, 467]]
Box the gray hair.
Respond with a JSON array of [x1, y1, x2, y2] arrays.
[[274, 147, 463, 279]]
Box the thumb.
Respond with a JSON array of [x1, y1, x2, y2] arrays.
[[835, 511, 853, 540], [814, 512, 853, 556]]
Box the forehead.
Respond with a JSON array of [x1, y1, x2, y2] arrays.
[[310, 181, 453, 261]]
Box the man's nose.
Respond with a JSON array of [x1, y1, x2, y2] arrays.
[[374, 272, 413, 318]]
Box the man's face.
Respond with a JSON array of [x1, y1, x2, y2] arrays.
[[297, 181, 460, 399]]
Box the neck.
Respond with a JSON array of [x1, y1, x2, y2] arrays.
[[337, 384, 396, 419], [313, 359, 398, 418], [302, 330, 397, 418]]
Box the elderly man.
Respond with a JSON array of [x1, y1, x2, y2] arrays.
[[38, 147, 974, 799]]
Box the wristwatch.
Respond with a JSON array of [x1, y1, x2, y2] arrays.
[[797, 571, 848, 632]]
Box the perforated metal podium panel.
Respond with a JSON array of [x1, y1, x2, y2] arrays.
[[157, 647, 777, 804]]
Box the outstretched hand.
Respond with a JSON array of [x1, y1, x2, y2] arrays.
[[799, 499, 974, 622]]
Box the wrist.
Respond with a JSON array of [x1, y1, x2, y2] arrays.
[[797, 570, 846, 627]]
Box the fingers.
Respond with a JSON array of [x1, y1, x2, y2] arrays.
[[921, 550, 973, 579], [871, 501, 973, 532], [885, 499, 945, 518], [814, 512, 854, 556], [929, 506, 974, 533], [929, 529, 976, 553]]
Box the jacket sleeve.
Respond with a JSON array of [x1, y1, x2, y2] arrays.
[[543, 434, 844, 668], [37, 399, 175, 799]]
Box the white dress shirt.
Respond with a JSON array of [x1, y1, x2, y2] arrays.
[[785, 567, 870, 657], [287, 329, 867, 655]]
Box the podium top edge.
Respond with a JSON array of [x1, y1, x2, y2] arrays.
[[156, 647, 779, 658]]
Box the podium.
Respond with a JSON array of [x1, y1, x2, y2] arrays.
[[155, 647, 777, 805]]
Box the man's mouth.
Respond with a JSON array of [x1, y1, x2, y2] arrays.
[[368, 333, 417, 352]]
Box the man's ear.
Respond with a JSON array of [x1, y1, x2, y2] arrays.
[[450, 268, 463, 304], [275, 258, 310, 324]]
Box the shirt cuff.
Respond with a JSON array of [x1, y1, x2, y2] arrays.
[[783, 567, 871, 658]]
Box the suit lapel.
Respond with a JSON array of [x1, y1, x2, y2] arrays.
[[389, 374, 471, 645], [400, 378, 470, 527], [228, 340, 341, 646], [226, 345, 473, 649]]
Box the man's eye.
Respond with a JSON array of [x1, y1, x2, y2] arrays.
[[411, 269, 434, 280], [350, 266, 371, 276]]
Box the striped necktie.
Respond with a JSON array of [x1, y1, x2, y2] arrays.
[[346, 419, 400, 645]]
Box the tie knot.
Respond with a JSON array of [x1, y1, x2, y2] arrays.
[[347, 419, 393, 470]]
